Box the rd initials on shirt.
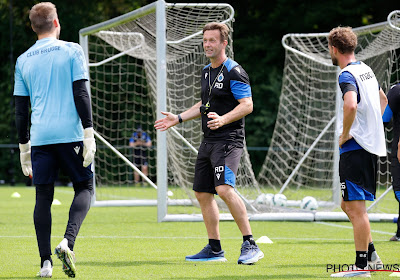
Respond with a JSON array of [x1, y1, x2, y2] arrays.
[[214, 83, 223, 89]]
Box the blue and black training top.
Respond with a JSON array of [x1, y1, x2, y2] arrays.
[[200, 58, 252, 147]]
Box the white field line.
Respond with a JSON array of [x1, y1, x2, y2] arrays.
[[317, 221, 394, 236], [0, 235, 381, 242], [55, 189, 144, 200]]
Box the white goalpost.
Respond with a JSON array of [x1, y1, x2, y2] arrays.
[[79, 0, 259, 222], [258, 11, 400, 221], [80, 2, 400, 222]]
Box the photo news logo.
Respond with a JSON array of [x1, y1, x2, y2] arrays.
[[327, 263, 400, 273]]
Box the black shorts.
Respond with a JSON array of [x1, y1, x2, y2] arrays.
[[193, 142, 242, 194], [31, 142, 93, 185], [134, 148, 148, 166], [134, 157, 148, 166], [339, 149, 377, 201]]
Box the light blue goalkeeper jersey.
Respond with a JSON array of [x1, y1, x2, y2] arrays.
[[13, 37, 89, 146]]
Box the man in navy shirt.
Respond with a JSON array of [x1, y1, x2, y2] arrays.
[[155, 22, 263, 265], [382, 83, 400, 242], [129, 127, 152, 184]]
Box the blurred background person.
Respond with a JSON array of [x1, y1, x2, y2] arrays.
[[129, 127, 152, 184]]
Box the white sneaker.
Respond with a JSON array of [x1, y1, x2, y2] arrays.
[[390, 235, 400, 241], [368, 251, 383, 270], [331, 265, 371, 278], [55, 238, 76, 278], [37, 260, 52, 278]]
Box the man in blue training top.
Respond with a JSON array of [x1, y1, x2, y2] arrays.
[[14, 2, 96, 278], [382, 83, 400, 242], [328, 26, 387, 278], [155, 22, 263, 265], [129, 127, 152, 184]]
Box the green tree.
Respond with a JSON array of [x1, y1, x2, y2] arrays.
[[0, 0, 399, 183]]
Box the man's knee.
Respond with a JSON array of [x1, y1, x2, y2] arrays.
[[73, 177, 94, 195], [215, 185, 235, 201], [195, 191, 213, 203], [35, 184, 54, 202], [342, 200, 367, 220], [341, 200, 347, 213]]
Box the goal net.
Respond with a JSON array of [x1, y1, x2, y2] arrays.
[[79, 1, 259, 220], [257, 11, 400, 220]]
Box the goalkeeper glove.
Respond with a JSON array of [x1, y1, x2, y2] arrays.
[[83, 127, 96, 167], [19, 141, 32, 177]]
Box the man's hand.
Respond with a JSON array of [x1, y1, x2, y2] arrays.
[[83, 127, 96, 167], [339, 133, 353, 148], [207, 112, 226, 130], [154, 111, 179, 131], [19, 141, 32, 177]]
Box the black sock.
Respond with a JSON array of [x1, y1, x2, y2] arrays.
[[209, 239, 221, 252], [68, 239, 74, 251], [367, 242, 375, 261], [243, 235, 255, 245], [355, 251, 368, 269], [40, 256, 52, 268]]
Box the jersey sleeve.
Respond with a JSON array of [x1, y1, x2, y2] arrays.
[[229, 65, 252, 100], [382, 104, 393, 123], [71, 44, 89, 82], [73, 80, 92, 128], [13, 59, 29, 97], [339, 71, 360, 103], [130, 133, 138, 143]]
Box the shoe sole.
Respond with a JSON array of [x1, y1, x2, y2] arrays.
[[331, 271, 371, 277], [238, 251, 264, 265], [55, 247, 76, 278], [37, 270, 52, 278], [368, 260, 383, 270], [185, 257, 227, 262]]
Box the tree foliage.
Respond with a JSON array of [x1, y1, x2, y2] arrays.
[[0, 0, 398, 183]]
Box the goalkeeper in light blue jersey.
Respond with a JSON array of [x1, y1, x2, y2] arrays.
[[13, 2, 96, 278]]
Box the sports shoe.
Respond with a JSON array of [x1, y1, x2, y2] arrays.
[[368, 251, 383, 270], [390, 235, 400, 241], [331, 265, 371, 278], [54, 238, 76, 278], [185, 244, 227, 262], [237, 240, 264, 265], [36, 260, 52, 278]]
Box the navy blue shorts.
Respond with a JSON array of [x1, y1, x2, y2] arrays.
[[339, 149, 377, 201], [31, 142, 93, 185], [193, 142, 242, 194]]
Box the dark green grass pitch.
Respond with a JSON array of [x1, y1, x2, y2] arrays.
[[0, 186, 399, 279]]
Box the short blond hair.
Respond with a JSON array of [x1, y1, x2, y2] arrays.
[[203, 22, 229, 42], [328, 26, 358, 54], [29, 2, 57, 35]]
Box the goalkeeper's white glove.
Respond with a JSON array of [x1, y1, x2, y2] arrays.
[[19, 141, 32, 177], [83, 127, 96, 167]]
